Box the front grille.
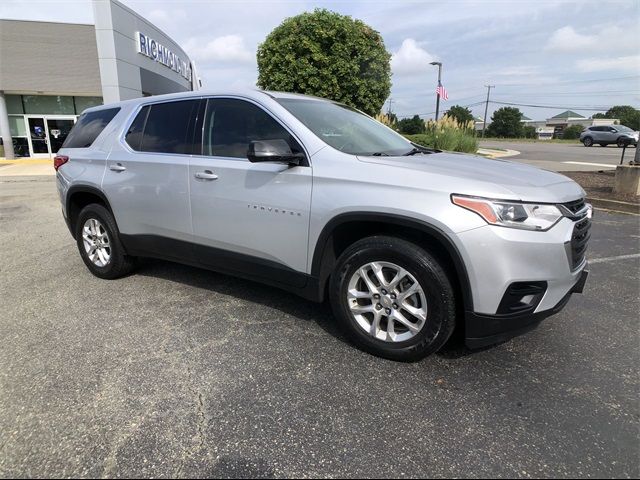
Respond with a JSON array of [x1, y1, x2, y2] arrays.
[[563, 198, 586, 215], [564, 198, 591, 270]]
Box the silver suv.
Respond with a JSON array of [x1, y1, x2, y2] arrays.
[[55, 90, 591, 361], [580, 124, 639, 147]]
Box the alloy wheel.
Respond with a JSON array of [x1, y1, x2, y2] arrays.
[[82, 218, 111, 267], [346, 261, 428, 343]]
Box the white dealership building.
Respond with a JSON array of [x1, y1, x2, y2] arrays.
[[0, 0, 200, 159]]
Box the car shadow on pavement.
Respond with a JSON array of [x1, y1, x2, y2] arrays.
[[134, 258, 489, 362], [134, 257, 348, 343]]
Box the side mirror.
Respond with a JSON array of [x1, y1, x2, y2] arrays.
[[247, 139, 304, 166]]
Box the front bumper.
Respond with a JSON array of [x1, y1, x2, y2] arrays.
[[465, 269, 588, 348], [455, 201, 591, 349]]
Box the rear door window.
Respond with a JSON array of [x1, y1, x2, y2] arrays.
[[62, 107, 120, 148], [125, 100, 199, 154]]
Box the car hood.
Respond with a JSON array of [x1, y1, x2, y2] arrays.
[[357, 151, 586, 203]]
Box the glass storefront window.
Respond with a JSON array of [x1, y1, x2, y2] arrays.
[[5, 95, 24, 114], [8, 116, 27, 137], [22, 95, 75, 115], [74, 96, 103, 114]]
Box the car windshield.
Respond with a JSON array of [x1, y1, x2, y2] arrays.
[[615, 125, 634, 132], [276, 98, 415, 156]]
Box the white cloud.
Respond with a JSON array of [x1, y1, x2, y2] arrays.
[[576, 55, 640, 73], [185, 35, 254, 63], [546, 24, 639, 53], [391, 39, 437, 76], [545, 26, 596, 51]]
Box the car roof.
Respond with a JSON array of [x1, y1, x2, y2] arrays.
[[81, 89, 330, 114]]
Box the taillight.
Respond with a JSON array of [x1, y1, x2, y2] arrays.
[[53, 155, 69, 171]]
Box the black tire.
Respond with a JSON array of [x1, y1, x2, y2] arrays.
[[617, 137, 628, 148], [582, 136, 593, 147], [329, 236, 456, 362], [75, 204, 136, 279]]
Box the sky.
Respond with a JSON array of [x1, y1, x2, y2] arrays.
[[1, 0, 639, 121]]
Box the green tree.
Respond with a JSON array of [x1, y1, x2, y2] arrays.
[[486, 107, 524, 138], [604, 105, 640, 130], [562, 124, 585, 140], [522, 125, 537, 139], [256, 9, 391, 116], [591, 113, 606, 119], [396, 115, 426, 135], [445, 105, 473, 125]]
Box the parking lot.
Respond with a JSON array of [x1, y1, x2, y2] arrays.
[[479, 140, 635, 172], [1, 178, 638, 478]]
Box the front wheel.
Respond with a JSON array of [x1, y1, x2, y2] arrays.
[[75, 204, 136, 279], [329, 236, 456, 362], [617, 137, 629, 148]]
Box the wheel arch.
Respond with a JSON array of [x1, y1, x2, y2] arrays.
[[66, 185, 114, 239], [310, 212, 474, 312]]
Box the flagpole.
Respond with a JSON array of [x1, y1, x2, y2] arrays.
[[430, 61, 443, 121]]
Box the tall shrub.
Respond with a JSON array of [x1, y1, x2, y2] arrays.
[[257, 9, 391, 116], [403, 115, 478, 153]]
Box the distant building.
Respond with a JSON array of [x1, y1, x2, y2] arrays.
[[475, 109, 619, 139], [0, 0, 200, 159], [546, 110, 618, 138]]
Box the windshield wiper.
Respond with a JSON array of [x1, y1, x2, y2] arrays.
[[371, 152, 390, 156], [404, 143, 440, 156], [404, 146, 439, 156]]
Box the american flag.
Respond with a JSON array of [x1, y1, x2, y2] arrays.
[[436, 83, 449, 101]]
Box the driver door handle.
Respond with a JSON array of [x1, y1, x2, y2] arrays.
[[109, 163, 126, 172], [195, 170, 218, 180]]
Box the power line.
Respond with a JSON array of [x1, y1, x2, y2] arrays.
[[490, 100, 610, 111], [495, 75, 640, 87], [493, 91, 640, 97], [398, 101, 485, 119]]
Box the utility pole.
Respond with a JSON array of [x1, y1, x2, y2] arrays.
[[430, 61, 443, 121], [387, 97, 393, 116], [482, 85, 494, 138]]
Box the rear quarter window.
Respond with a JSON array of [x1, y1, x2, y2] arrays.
[[62, 107, 120, 148]]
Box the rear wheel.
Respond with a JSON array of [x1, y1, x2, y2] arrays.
[[329, 236, 456, 362], [75, 204, 136, 279], [582, 136, 593, 147]]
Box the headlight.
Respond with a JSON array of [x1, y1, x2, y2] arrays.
[[452, 194, 563, 231]]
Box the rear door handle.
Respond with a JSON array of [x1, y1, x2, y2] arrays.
[[195, 170, 218, 180], [109, 163, 126, 172]]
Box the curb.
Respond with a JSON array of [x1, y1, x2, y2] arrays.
[[588, 197, 639, 215], [476, 148, 520, 159]]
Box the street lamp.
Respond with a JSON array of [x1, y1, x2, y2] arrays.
[[430, 61, 442, 121]]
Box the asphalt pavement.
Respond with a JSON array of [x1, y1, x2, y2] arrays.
[[479, 141, 636, 171], [1, 178, 639, 478]]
